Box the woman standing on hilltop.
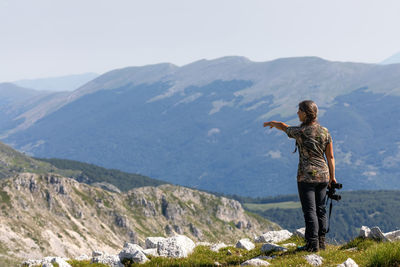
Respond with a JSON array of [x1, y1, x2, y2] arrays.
[[263, 100, 337, 252]]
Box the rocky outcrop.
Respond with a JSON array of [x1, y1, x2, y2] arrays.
[[1, 173, 278, 260], [91, 182, 121, 194], [358, 225, 400, 242]]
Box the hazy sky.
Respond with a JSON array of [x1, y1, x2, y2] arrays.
[[1, 0, 400, 81]]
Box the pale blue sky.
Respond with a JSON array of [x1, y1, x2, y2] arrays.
[[1, 0, 400, 81]]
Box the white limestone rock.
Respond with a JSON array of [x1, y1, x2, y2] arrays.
[[157, 235, 196, 258], [41, 257, 54, 264], [35, 257, 71, 267], [130, 250, 149, 264], [143, 248, 159, 257], [304, 254, 323, 266], [294, 227, 306, 238], [119, 242, 147, 263], [261, 243, 288, 253], [146, 237, 167, 249], [370, 227, 388, 241], [255, 230, 293, 243], [92, 253, 123, 267], [241, 258, 270, 266], [236, 238, 255, 251], [384, 229, 400, 242], [210, 243, 228, 252], [359, 226, 371, 238], [337, 258, 359, 267], [75, 254, 90, 261], [51, 257, 72, 267], [282, 243, 297, 247]]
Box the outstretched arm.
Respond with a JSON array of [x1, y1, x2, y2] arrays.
[[263, 121, 289, 132], [325, 142, 337, 186]]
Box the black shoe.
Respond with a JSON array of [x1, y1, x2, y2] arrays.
[[297, 242, 319, 252], [296, 244, 309, 251]]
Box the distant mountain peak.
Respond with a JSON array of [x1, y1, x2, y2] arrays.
[[381, 51, 400, 65], [13, 72, 99, 92]]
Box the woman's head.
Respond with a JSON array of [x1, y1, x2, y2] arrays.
[[297, 100, 318, 125]]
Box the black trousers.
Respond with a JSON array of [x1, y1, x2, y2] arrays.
[[297, 181, 328, 244]]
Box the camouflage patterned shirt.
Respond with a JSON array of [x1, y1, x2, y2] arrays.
[[286, 123, 332, 183]]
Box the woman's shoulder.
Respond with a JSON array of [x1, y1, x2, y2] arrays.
[[306, 123, 330, 136], [318, 124, 330, 134]]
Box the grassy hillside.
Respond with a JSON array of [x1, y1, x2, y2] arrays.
[[0, 140, 167, 191], [27, 236, 400, 266], [0, 142, 73, 178], [122, 237, 400, 267], [37, 157, 167, 191], [239, 190, 400, 242]]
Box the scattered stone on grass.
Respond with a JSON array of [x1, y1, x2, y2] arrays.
[[143, 248, 159, 257], [236, 238, 255, 251], [282, 243, 297, 247], [384, 229, 400, 242], [337, 257, 359, 267], [261, 243, 288, 253], [359, 226, 371, 238], [255, 230, 293, 243], [370, 227, 387, 241], [304, 254, 323, 266], [211, 242, 228, 252], [157, 234, 196, 258], [92, 253, 123, 267], [294, 227, 306, 238], [241, 258, 270, 266]]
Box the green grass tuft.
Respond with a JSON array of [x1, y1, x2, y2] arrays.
[[366, 241, 400, 267], [341, 237, 377, 251], [0, 190, 11, 206], [67, 260, 109, 266]]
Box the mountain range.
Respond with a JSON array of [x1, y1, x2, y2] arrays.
[[1, 56, 400, 196], [12, 73, 99, 92]]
